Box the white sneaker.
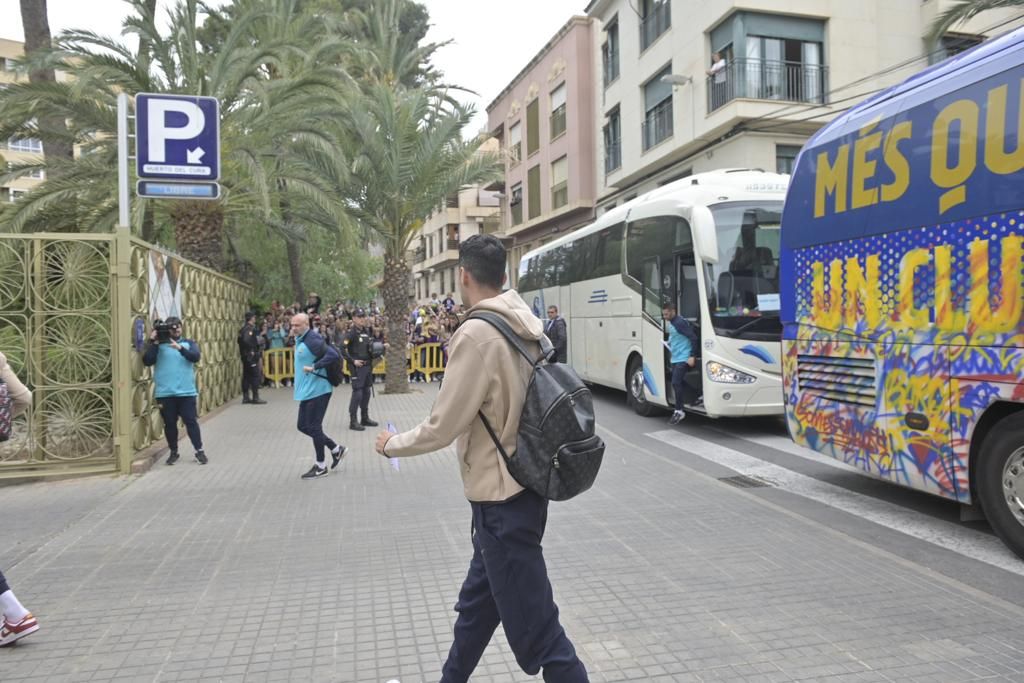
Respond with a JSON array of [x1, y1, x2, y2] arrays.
[[669, 410, 685, 425]]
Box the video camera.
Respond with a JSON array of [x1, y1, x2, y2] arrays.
[[370, 340, 386, 359], [153, 318, 179, 344]]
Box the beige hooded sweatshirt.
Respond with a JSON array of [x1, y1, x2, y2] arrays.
[[0, 351, 32, 417], [384, 289, 544, 502]]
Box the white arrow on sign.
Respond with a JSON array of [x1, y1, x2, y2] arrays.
[[187, 147, 205, 164], [147, 99, 205, 163]]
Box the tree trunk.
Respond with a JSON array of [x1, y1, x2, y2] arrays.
[[20, 0, 76, 229], [169, 200, 224, 269], [285, 237, 304, 303], [381, 254, 411, 394]]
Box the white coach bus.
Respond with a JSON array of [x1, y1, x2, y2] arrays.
[[517, 169, 788, 418]]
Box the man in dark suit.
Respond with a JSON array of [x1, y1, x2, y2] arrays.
[[545, 305, 567, 364]]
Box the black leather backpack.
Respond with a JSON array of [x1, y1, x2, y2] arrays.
[[470, 312, 604, 501]]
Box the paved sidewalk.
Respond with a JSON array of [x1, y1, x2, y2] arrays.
[[3, 384, 1024, 682]]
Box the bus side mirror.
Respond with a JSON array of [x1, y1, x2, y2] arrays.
[[691, 206, 718, 264]]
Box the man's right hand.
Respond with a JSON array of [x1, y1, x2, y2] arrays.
[[149, 330, 158, 342], [354, 360, 366, 367]]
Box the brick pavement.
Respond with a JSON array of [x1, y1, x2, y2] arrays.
[[2, 383, 1024, 682]]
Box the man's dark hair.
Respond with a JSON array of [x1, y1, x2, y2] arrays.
[[662, 302, 677, 312], [458, 234, 506, 289], [245, 311, 256, 323]]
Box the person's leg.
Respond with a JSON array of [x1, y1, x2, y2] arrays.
[[158, 397, 181, 453], [306, 393, 332, 467], [349, 374, 365, 428], [671, 363, 688, 412], [241, 360, 251, 402], [359, 367, 374, 423], [178, 396, 204, 453], [439, 508, 502, 683], [0, 569, 29, 621], [479, 492, 588, 682]]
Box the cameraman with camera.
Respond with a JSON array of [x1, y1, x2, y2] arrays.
[[341, 308, 382, 431], [142, 317, 208, 466]]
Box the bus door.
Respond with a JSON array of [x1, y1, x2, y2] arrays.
[[636, 256, 669, 408], [676, 252, 704, 404]]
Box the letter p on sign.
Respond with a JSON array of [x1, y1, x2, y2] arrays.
[[147, 100, 204, 163]]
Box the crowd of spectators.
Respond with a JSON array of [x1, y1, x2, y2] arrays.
[[256, 292, 467, 384]]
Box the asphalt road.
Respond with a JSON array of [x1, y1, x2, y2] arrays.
[[588, 383, 1024, 608]]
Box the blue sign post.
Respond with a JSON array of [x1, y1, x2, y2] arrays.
[[135, 93, 221, 199]]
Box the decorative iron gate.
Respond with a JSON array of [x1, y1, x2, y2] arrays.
[[0, 233, 249, 479]]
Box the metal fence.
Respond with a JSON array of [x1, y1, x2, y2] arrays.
[[707, 59, 828, 113], [0, 232, 249, 479]]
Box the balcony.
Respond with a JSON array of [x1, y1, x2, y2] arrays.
[[641, 99, 673, 152], [412, 247, 426, 264], [640, 2, 670, 52], [707, 59, 828, 113]]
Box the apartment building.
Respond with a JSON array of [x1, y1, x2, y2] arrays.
[[486, 16, 599, 287], [587, 0, 1024, 211], [0, 39, 46, 204], [409, 139, 502, 305]]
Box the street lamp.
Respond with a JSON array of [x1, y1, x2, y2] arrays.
[[661, 74, 696, 141]]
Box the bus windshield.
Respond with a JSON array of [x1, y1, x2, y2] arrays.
[[703, 201, 783, 339]]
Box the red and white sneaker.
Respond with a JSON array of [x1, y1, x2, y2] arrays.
[[0, 612, 39, 646]]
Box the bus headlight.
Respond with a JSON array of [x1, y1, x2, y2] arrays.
[[706, 361, 756, 384]]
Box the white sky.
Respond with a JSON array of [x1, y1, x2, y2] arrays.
[[0, 0, 589, 132]]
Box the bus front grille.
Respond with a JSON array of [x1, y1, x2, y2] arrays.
[[796, 354, 877, 407]]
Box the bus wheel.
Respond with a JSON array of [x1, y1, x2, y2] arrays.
[[627, 357, 657, 417], [977, 413, 1024, 561]]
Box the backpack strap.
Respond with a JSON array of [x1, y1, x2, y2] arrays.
[[477, 410, 513, 468], [468, 312, 554, 365]]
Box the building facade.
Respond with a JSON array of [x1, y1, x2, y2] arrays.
[[586, 0, 1024, 212], [0, 39, 47, 204], [486, 16, 599, 287], [409, 137, 502, 306]]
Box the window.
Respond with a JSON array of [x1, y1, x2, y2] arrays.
[[550, 84, 566, 140], [742, 35, 825, 103], [8, 188, 27, 203], [930, 33, 984, 64], [527, 165, 541, 219], [603, 108, 621, 174], [0, 58, 12, 71], [551, 156, 568, 210], [776, 144, 801, 174], [510, 182, 523, 225], [625, 215, 691, 288], [7, 137, 42, 153], [602, 18, 620, 86], [591, 224, 624, 278], [640, 0, 671, 52], [509, 122, 522, 165], [526, 99, 540, 157], [642, 66, 673, 151], [6, 163, 44, 180]]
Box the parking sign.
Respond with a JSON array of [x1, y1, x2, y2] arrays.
[[136, 93, 220, 181]]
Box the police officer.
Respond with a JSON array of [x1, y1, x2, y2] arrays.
[[341, 308, 378, 431], [238, 312, 266, 405]]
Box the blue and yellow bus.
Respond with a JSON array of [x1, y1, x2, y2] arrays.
[[781, 28, 1024, 558]]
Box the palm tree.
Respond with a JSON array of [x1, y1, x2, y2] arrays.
[[0, 0, 346, 271], [927, 0, 1024, 47], [336, 81, 500, 393]]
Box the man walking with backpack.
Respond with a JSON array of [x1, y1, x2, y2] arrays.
[[291, 313, 347, 479], [375, 235, 589, 682]]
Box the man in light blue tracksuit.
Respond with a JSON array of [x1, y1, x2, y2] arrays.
[[662, 302, 699, 425], [291, 313, 347, 479], [142, 316, 207, 465]]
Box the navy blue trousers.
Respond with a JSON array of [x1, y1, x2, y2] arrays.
[[671, 362, 698, 411], [440, 490, 588, 683], [157, 395, 203, 453], [296, 392, 338, 465]]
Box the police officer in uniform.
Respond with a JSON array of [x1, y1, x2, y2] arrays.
[[238, 311, 266, 405], [342, 308, 378, 430]]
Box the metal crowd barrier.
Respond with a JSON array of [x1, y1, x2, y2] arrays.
[[261, 343, 447, 384]]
